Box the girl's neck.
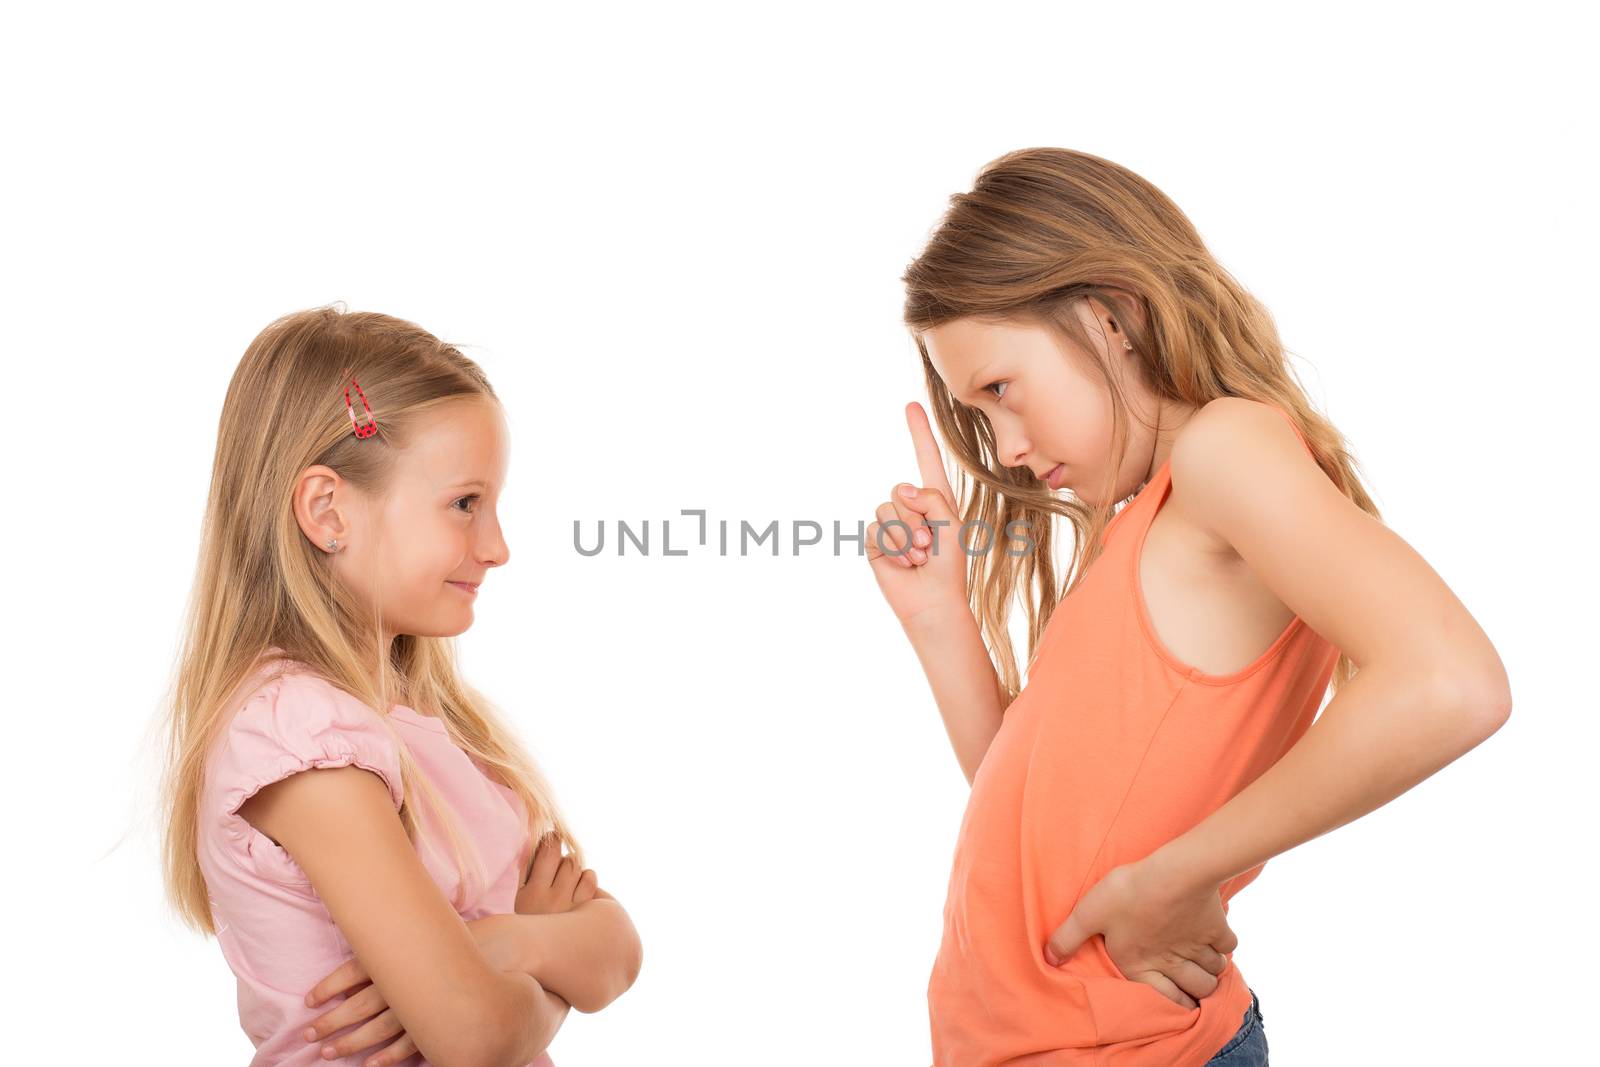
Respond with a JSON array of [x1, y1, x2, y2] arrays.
[[1144, 398, 1199, 480]]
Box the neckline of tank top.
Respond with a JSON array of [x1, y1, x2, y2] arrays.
[[1027, 458, 1176, 675], [1102, 451, 1175, 545]]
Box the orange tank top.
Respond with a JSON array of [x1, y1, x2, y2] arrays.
[[927, 405, 1341, 1066]]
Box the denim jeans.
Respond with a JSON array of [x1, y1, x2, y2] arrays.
[[1202, 987, 1268, 1066]]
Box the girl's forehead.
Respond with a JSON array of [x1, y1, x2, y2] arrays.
[[922, 320, 989, 371], [400, 402, 509, 488], [926, 319, 1055, 372]]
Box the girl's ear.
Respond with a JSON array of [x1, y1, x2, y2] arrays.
[[292, 464, 354, 553], [1107, 290, 1149, 338]]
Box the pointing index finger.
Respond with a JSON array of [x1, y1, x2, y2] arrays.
[[906, 401, 956, 503]]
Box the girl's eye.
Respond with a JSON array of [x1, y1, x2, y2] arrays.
[[985, 380, 1008, 401], [453, 495, 479, 514]]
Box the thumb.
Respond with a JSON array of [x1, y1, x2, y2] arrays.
[[1044, 909, 1094, 968], [897, 483, 958, 525]]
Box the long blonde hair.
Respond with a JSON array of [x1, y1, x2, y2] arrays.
[[902, 148, 1381, 705], [157, 303, 584, 937]]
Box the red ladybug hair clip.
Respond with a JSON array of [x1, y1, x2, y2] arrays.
[[342, 369, 378, 439]]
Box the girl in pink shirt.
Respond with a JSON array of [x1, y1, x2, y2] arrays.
[[156, 305, 642, 1066]]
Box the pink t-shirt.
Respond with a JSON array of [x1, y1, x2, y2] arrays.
[[197, 650, 556, 1067]]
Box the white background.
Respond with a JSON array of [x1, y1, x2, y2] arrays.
[[3, 2, 1594, 1064]]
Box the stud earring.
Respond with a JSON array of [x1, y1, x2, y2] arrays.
[[326, 538, 339, 552], [1122, 339, 1133, 350]]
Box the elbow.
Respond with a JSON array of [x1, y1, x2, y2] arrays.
[[1464, 656, 1513, 734], [1475, 680, 1512, 733], [576, 911, 644, 1014], [1427, 657, 1512, 742], [615, 923, 644, 1000]]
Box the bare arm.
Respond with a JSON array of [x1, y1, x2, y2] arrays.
[[491, 976, 570, 1067], [239, 767, 565, 1067], [503, 888, 642, 1013], [1152, 660, 1507, 895], [1149, 399, 1512, 892], [903, 605, 1007, 786], [874, 401, 1006, 786]]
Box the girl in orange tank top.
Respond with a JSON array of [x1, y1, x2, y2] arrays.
[[868, 148, 1511, 1066]]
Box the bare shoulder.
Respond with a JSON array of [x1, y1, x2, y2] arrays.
[[1164, 396, 1314, 560], [1162, 396, 1511, 709]]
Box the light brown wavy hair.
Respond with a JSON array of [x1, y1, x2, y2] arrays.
[[157, 303, 584, 937], [902, 148, 1380, 705]]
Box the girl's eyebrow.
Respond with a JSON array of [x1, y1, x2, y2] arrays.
[[449, 479, 489, 490], [961, 366, 996, 401]]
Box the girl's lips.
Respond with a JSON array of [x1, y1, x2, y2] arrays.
[[447, 581, 478, 596], [1045, 463, 1066, 490]]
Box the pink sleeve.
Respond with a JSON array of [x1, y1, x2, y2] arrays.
[[211, 672, 405, 884]]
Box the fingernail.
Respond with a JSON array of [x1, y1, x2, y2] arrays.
[[303, 1027, 316, 1042], [322, 1047, 337, 1059], [899, 484, 916, 498]]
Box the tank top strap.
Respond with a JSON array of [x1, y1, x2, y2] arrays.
[[1264, 403, 1316, 460], [1100, 403, 1310, 550]]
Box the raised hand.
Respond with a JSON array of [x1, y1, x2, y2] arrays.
[[866, 402, 971, 629]]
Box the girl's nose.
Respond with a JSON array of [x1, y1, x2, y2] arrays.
[[480, 532, 509, 569], [988, 410, 1031, 468], [995, 430, 1031, 470]]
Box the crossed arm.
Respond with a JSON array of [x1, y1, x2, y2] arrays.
[[277, 791, 642, 1064], [503, 886, 643, 1014]]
